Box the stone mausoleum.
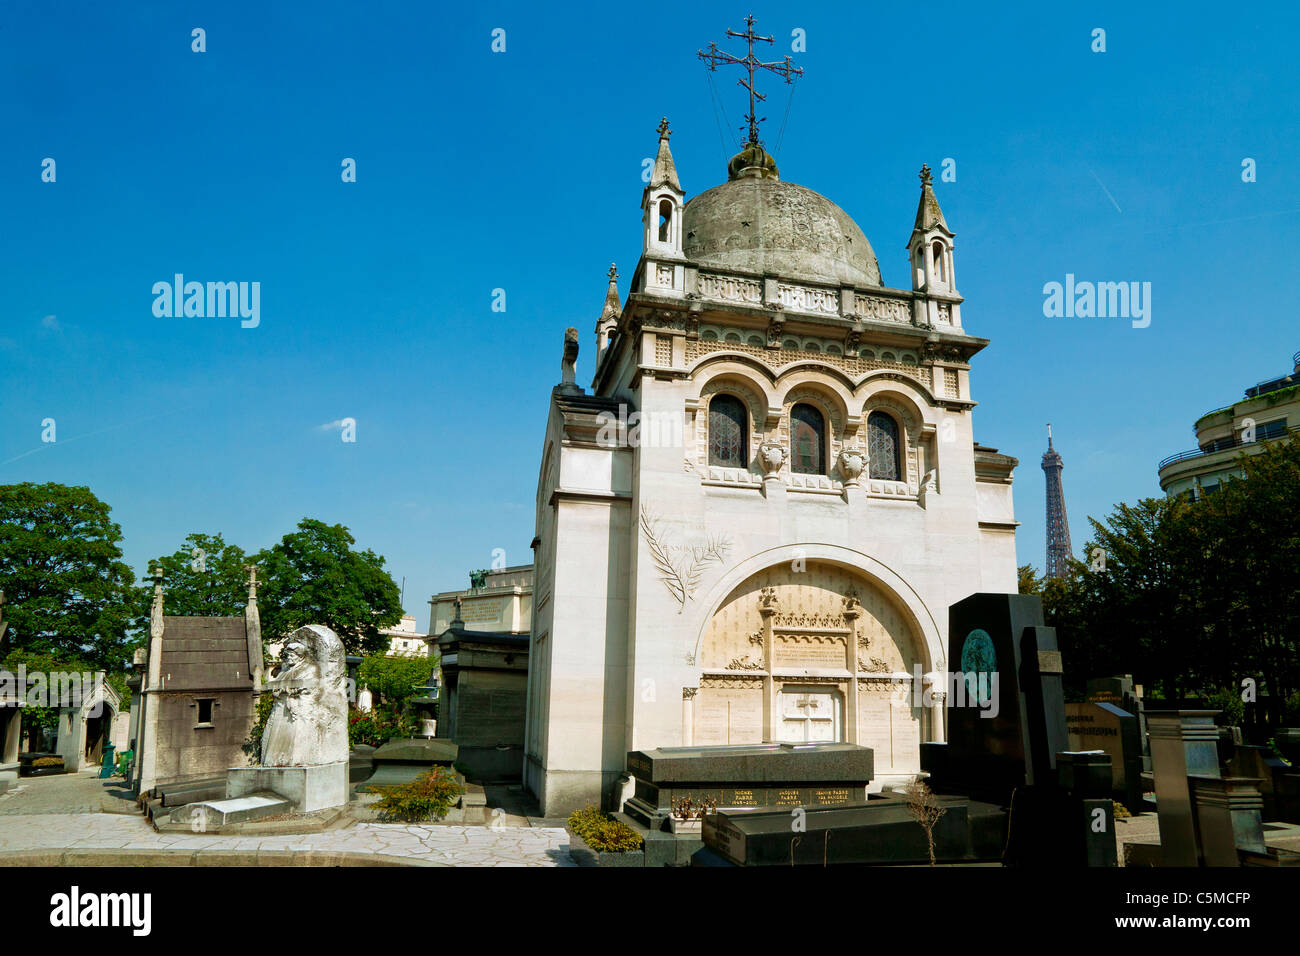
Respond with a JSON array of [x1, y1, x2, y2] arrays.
[[524, 120, 1021, 816], [130, 567, 263, 796]]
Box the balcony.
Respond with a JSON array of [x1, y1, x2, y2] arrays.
[[1158, 422, 1299, 470]]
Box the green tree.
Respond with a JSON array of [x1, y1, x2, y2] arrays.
[[255, 518, 402, 655], [358, 651, 438, 706], [1198, 436, 1300, 702], [1017, 564, 1043, 595], [0, 482, 140, 669], [149, 532, 251, 617]]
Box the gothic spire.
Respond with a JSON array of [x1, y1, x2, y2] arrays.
[[600, 263, 621, 323], [912, 164, 951, 236], [648, 117, 681, 192]]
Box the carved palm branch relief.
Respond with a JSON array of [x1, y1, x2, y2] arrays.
[[639, 504, 731, 611]]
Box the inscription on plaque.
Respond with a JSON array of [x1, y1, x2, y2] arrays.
[[696, 687, 763, 745], [775, 638, 846, 669]]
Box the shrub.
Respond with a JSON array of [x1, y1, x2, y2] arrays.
[[348, 705, 417, 749], [1112, 800, 1131, 820], [33, 756, 63, 768], [370, 766, 464, 822], [1203, 687, 1245, 727], [567, 804, 643, 853]]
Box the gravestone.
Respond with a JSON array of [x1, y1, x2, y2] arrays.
[[1087, 675, 1148, 769], [1192, 776, 1266, 866], [1228, 745, 1300, 823], [1066, 701, 1143, 811], [1146, 710, 1220, 866], [700, 791, 1004, 866], [623, 742, 873, 829], [925, 593, 1115, 867], [1056, 750, 1119, 867], [928, 593, 1068, 801], [226, 625, 349, 812]]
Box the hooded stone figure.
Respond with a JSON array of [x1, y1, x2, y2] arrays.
[[260, 624, 348, 766]]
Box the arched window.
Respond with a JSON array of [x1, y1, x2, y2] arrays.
[[658, 199, 673, 243], [790, 403, 825, 474], [708, 394, 748, 468], [867, 411, 900, 480], [932, 241, 946, 282]]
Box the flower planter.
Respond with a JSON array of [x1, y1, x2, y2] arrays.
[[21, 764, 67, 777], [18, 753, 67, 777]]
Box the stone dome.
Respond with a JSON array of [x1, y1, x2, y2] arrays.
[[683, 174, 882, 288]]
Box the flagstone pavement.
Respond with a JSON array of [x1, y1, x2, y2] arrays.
[[0, 771, 575, 866], [0, 811, 576, 866]]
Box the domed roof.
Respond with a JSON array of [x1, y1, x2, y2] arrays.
[[683, 168, 882, 288]]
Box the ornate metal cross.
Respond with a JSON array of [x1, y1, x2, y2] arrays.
[[698, 15, 802, 147]]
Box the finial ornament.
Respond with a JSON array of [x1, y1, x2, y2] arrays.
[[149, 565, 165, 641], [607, 262, 619, 282], [656, 117, 671, 140], [246, 564, 259, 601], [919, 163, 933, 187], [698, 15, 801, 147]]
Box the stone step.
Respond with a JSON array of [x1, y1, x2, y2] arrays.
[[156, 777, 227, 807], [0, 770, 16, 796], [168, 792, 293, 829]]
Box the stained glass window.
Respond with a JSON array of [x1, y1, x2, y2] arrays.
[[791, 404, 825, 474], [708, 394, 747, 467], [868, 411, 900, 480]]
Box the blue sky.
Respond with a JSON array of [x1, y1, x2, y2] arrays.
[[3, 2, 1297, 627]]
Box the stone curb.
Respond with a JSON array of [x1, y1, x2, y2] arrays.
[[0, 847, 441, 867]]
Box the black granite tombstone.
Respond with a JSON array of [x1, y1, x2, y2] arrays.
[[700, 791, 1008, 866], [927, 593, 1068, 801], [623, 742, 874, 829], [924, 593, 1115, 867]]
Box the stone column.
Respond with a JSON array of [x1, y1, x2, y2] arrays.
[[681, 687, 697, 746], [759, 588, 777, 740], [1, 708, 20, 764], [930, 690, 947, 744]]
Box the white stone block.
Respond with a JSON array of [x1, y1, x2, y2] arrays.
[[226, 760, 348, 812]]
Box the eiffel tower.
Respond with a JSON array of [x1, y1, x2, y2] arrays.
[[1042, 424, 1073, 579]]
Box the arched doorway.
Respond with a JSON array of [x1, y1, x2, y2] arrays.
[[688, 560, 928, 780]]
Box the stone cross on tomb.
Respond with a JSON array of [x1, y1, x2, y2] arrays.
[[698, 15, 802, 146]]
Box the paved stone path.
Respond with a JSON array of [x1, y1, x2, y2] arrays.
[[0, 811, 576, 866], [0, 768, 137, 815]]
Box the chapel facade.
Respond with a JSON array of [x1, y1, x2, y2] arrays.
[[524, 124, 1020, 816]]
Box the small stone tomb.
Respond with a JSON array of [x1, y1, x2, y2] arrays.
[[623, 741, 873, 829]]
